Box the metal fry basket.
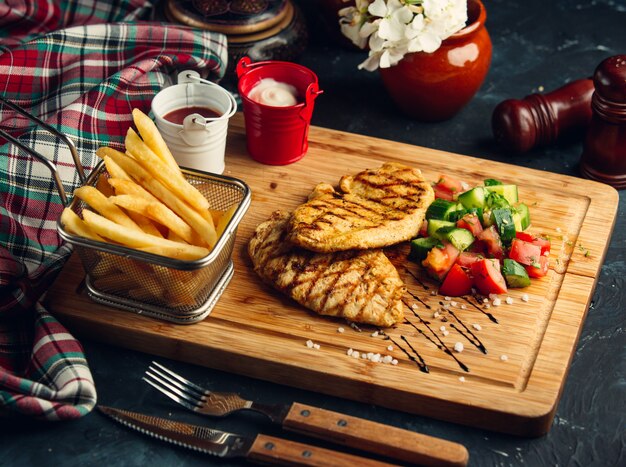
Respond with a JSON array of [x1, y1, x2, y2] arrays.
[[0, 95, 251, 324], [61, 163, 251, 323]]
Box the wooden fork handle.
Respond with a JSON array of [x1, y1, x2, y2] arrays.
[[281, 402, 469, 467], [248, 433, 398, 467]]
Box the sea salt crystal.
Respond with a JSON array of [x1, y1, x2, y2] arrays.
[[411, 303, 418, 310], [492, 298, 502, 306], [459, 376, 466, 382], [433, 311, 440, 318], [485, 304, 491, 309], [313, 343, 320, 350], [371, 353, 381, 363], [382, 355, 393, 364], [505, 297, 514, 305], [521, 294, 530, 302], [338, 327, 345, 333], [443, 330, 450, 337], [361, 353, 368, 359], [306, 340, 314, 348], [444, 296, 451, 301], [472, 323, 482, 331], [347, 348, 353, 356], [352, 352, 360, 359], [387, 345, 394, 352], [391, 359, 398, 365], [500, 354, 509, 362], [451, 301, 458, 307], [489, 293, 498, 300], [371, 331, 379, 337], [454, 342, 464, 353], [556, 227, 562, 232], [461, 304, 467, 310], [483, 298, 489, 303], [440, 325, 446, 332]]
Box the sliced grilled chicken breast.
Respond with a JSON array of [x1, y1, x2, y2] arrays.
[[287, 162, 435, 252], [248, 211, 405, 327]]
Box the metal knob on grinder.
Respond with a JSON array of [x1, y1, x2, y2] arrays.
[[492, 78, 594, 154], [579, 55, 626, 189]]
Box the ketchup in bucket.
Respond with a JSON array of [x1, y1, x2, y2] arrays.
[[163, 106, 222, 125]]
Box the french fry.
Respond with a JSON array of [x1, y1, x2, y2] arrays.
[[82, 210, 209, 260], [108, 177, 159, 203], [132, 108, 180, 175], [96, 147, 218, 247], [103, 155, 132, 181], [125, 128, 210, 213], [208, 208, 223, 226], [216, 203, 238, 238], [167, 230, 188, 244], [109, 194, 201, 246], [61, 208, 105, 241], [108, 178, 164, 237], [95, 175, 114, 197], [74, 186, 142, 232]]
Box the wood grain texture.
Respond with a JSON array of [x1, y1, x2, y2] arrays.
[[45, 113, 619, 437], [248, 434, 398, 467], [282, 402, 468, 466]]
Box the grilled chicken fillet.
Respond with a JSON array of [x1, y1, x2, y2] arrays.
[[287, 162, 435, 252], [248, 211, 405, 327]]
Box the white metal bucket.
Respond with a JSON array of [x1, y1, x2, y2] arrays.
[[151, 71, 237, 174]]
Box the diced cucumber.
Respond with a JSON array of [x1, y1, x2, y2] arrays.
[[427, 219, 455, 237], [484, 178, 503, 186], [449, 207, 484, 223], [409, 237, 441, 263], [457, 187, 486, 209], [426, 198, 460, 221], [502, 259, 531, 287], [486, 184, 519, 204], [485, 191, 510, 209], [490, 208, 516, 243], [512, 203, 531, 231], [435, 226, 475, 251]]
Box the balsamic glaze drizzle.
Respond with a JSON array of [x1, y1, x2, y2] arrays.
[[404, 268, 430, 290], [384, 334, 429, 373], [463, 297, 499, 323], [402, 301, 470, 373], [448, 310, 487, 354]]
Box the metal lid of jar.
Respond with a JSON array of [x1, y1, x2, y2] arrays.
[[164, 0, 291, 37]]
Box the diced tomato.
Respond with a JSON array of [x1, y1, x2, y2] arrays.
[[471, 259, 508, 295], [439, 264, 473, 297], [434, 185, 455, 201], [508, 238, 542, 266], [468, 239, 488, 255], [456, 214, 483, 236], [477, 225, 504, 259], [532, 237, 551, 256], [515, 231, 535, 243], [515, 232, 551, 256], [433, 174, 465, 200], [525, 255, 549, 278], [455, 251, 484, 269], [422, 241, 460, 281]]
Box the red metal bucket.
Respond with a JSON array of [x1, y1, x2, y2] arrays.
[[237, 57, 322, 165]]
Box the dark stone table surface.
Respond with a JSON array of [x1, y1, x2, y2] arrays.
[[2, 1, 624, 465]]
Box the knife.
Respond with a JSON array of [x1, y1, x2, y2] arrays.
[[98, 405, 398, 466]]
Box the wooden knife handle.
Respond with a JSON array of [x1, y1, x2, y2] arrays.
[[248, 433, 398, 467], [281, 402, 468, 467]]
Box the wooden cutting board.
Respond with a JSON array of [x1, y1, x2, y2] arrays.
[[46, 113, 618, 436]]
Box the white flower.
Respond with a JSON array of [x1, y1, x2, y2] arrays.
[[339, 0, 468, 71], [368, 0, 414, 42]]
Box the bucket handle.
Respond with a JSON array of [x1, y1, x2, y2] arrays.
[[0, 95, 84, 206], [177, 71, 238, 123], [299, 82, 323, 122]]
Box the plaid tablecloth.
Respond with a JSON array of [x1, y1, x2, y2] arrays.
[[0, 0, 228, 420]]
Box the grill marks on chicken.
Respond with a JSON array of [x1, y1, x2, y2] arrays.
[[287, 163, 435, 253], [248, 211, 405, 327]]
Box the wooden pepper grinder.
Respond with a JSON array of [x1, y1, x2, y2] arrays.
[[579, 55, 626, 189], [492, 78, 594, 154]]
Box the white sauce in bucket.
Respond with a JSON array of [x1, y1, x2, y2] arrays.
[[248, 78, 298, 107]]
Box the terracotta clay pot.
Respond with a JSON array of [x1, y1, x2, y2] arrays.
[[379, 0, 492, 122]]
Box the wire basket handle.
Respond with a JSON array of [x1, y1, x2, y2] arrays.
[[0, 95, 85, 206]]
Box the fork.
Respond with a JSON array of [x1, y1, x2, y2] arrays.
[[143, 361, 468, 467]]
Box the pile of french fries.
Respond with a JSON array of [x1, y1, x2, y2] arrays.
[[61, 108, 236, 262]]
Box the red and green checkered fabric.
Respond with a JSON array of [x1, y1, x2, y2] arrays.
[[0, 0, 228, 420]]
